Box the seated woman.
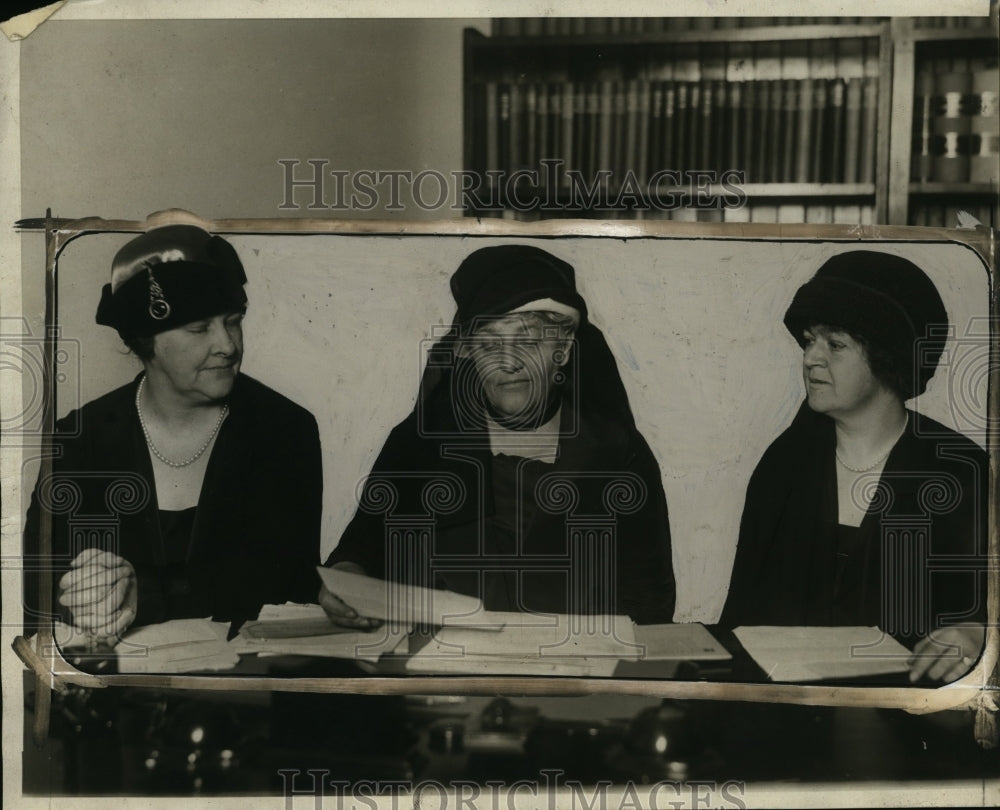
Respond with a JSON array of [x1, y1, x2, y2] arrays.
[[320, 245, 675, 626], [721, 250, 988, 682], [24, 224, 323, 643]]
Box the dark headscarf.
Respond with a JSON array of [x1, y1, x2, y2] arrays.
[[417, 245, 637, 437]]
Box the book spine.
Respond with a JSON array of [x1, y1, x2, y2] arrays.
[[930, 68, 972, 183], [598, 79, 614, 186], [828, 78, 846, 183], [858, 40, 879, 185], [485, 81, 498, 178], [969, 67, 1000, 185], [712, 79, 729, 173], [795, 78, 814, 183], [726, 81, 743, 173], [498, 80, 512, 179], [741, 80, 758, 181], [842, 77, 863, 184], [635, 79, 650, 185], [810, 41, 836, 183], [674, 82, 689, 174], [809, 80, 828, 184], [509, 81, 522, 175], [523, 82, 537, 177], [780, 42, 809, 183], [535, 81, 549, 187], [648, 79, 664, 177], [779, 79, 798, 182], [612, 79, 629, 188], [586, 81, 601, 183], [560, 81, 575, 188], [698, 79, 714, 169], [756, 80, 773, 182], [911, 68, 935, 183]]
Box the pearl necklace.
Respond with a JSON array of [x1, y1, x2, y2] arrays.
[[835, 414, 908, 473], [136, 376, 228, 468]]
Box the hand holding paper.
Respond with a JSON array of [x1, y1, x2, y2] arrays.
[[318, 562, 383, 630]]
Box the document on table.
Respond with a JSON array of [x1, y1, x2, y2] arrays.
[[633, 623, 732, 661], [231, 602, 410, 661], [406, 618, 729, 675], [734, 625, 912, 682], [113, 619, 239, 673], [317, 567, 497, 628]]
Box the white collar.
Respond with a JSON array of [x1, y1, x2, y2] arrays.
[[486, 409, 561, 463]]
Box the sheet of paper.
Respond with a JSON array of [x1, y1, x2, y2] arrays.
[[317, 566, 489, 626], [230, 624, 409, 662], [232, 603, 410, 661], [113, 618, 239, 673], [430, 614, 641, 660], [406, 644, 621, 677], [734, 625, 912, 682], [633, 622, 732, 661]]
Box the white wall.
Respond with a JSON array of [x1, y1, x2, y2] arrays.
[[18, 17, 485, 340]]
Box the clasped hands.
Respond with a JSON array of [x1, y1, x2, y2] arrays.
[[58, 548, 138, 643]]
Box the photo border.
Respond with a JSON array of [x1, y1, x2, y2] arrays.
[[10, 212, 997, 748]]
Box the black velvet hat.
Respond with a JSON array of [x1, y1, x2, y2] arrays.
[[96, 225, 247, 339], [783, 250, 949, 398], [450, 245, 587, 326]]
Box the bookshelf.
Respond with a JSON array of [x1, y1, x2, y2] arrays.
[[462, 16, 998, 226], [888, 17, 999, 227]]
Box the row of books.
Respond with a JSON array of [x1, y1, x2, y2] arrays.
[[476, 201, 1000, 227], [911, 60, 1000, 184], [477, 203, 878, 224], [488, 16, 992, 37], [469, 75, 879, 188], [909, 203, 997, 228]]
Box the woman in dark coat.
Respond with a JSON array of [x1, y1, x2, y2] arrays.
[[721, 250, 987, 682], [24, 224, 322, 643], [320, 245, 675, 626]]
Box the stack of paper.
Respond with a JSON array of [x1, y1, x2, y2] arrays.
[[406, 617, 730, 676], [113, 619, 239, 673], [734, 625, 912, 682], [406, 613, 636, 676], [231, 603, 410, 662]]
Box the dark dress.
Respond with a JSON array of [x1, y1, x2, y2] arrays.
[[24, 373, 323, 633], [326, 321, 676, 625], [721, 402, 988, 649]]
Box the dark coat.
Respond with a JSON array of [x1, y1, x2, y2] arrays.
[[721, 402, 988, 647], [24, 373, 323, 632], [326, 322, 676, 625]]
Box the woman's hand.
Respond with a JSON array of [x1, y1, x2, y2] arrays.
[[908, 623, 985, 683], [58, 548, 137, 641], [318, 561, 382, 630]]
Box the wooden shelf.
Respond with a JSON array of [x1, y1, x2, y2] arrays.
[[906, 27, 998, 43], [736, 183, 875, 198], [909, 183, 999, 195], [472, 23, 886, 49], [472, 183, 876, 202]]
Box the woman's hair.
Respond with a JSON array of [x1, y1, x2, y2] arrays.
[[122, 333, 156, 360]]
